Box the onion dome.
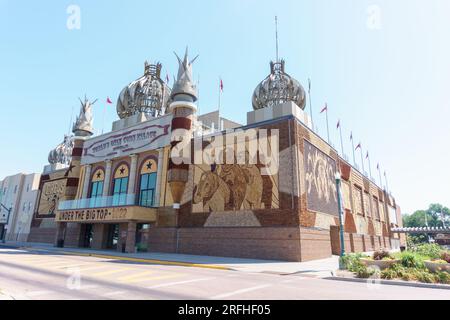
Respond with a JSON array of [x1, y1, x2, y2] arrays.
[[117, 62, 171, 119], [252, 60, 306, 110], [48, 135, 74, 165]]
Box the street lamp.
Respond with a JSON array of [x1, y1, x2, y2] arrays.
[[335, 171, 346, 269], [0, 203, 12, 244]]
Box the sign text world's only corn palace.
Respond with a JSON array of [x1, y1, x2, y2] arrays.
[[28, 49, 405, 261]]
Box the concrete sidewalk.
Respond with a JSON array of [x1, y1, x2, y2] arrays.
[[0, 241, 338, 277]]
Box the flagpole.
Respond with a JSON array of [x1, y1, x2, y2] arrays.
[[101, 103, 106, 135], [325, 106, 330, 143], [218, 77, 221, 114], [351, 133, 356, 166], [359, 145, 365, 174], [197, 74, 200, 115], [377, 164, 383, 188], [339, 122, 344, 157], [367, 153, 372, 179], [384, 171, 389, 194], [308, 78, 314, 131]]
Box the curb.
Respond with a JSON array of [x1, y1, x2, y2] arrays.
[[0, 243, 232, 271], [325, 276, 450, 290]]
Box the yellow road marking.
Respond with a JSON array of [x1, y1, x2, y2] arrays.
[[117, 271, 155, 282], [59, 251, 231, 271], [120, 273, 183, 284], [34, 261, 76, 268], [7, 246, 231, 271], [76, 265, 110, 272], [91, 267, 133, 277]]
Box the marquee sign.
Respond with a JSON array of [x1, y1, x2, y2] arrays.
[[81, 115, 172, 165], [55, 206, 157, 223]]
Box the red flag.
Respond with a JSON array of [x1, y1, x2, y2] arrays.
[[320, 103, 328, 114], [220, 78, 224, 92], [336, 120, 340, 129], [355, 143, 361, 151], [106, 97, 113, 104]]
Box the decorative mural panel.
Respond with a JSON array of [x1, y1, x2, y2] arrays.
[[364, 192, 371, 217], [353, 185, 363, 215], [342, 181, 352, 210], [303, 140, 338, 216], [37, 179, 67, 216], [192, 164, 279, 213], [372, 196, 380, 220]]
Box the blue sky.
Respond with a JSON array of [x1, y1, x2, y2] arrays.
[[1, 0, 449, 214]]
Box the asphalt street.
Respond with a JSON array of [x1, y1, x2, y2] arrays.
[[0, 247, 448, 300]]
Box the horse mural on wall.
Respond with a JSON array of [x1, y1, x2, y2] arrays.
[[304, 140, 339, 216], [193, 164, 264, 212]]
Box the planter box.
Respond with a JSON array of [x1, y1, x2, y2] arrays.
[[425, 261, 450, 273], [361, 258, 400, 270]]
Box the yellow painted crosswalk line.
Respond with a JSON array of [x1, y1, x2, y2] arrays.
[[91, 267, 133, 277], [117, 270, 155, 282], [121, 273, 183, 284]]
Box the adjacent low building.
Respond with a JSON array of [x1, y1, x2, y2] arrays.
[[0, 173, 40, 241], [27, 52, 405, 261]]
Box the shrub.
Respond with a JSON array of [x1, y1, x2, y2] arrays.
[[340, 253, 365, 272], [381, 268, 398, 280], [435, 271, 450, 284], [373, 250, 392, 261], [411, 243, 443, 259], [440, 252, 450, 263], [355, 264, 379, 279], [414, 270, 436, 283], [400, 252, 425, 269]]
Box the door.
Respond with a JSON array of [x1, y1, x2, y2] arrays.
[[80, 224, 94, 248], [105, 224, 119, 250]]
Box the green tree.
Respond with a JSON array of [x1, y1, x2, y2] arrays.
[[403, 204, 449, 228], [403, 204, 449, 244]]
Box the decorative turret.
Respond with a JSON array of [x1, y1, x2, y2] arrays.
[[252, 60, 306, 111], [48, 134, 74, 166], [167, 47, 198, 210], [72, 96, 95, 137], [116, 61, 171, 119]]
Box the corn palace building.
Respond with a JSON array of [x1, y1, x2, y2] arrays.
[[28, 50, 405, 261]]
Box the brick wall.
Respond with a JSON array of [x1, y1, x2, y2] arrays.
[[27, 227, 55, 244], [172, 227, 301, 261], [299, 228, 331, 261]]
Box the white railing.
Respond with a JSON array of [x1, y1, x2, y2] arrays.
[[58, 194, 141, 210]]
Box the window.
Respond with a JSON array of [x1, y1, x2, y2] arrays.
[[89, 169, 105, 207], [112, 165, 129, 206], [139, 159, 157, 207], [139, 173, 157, 207]]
